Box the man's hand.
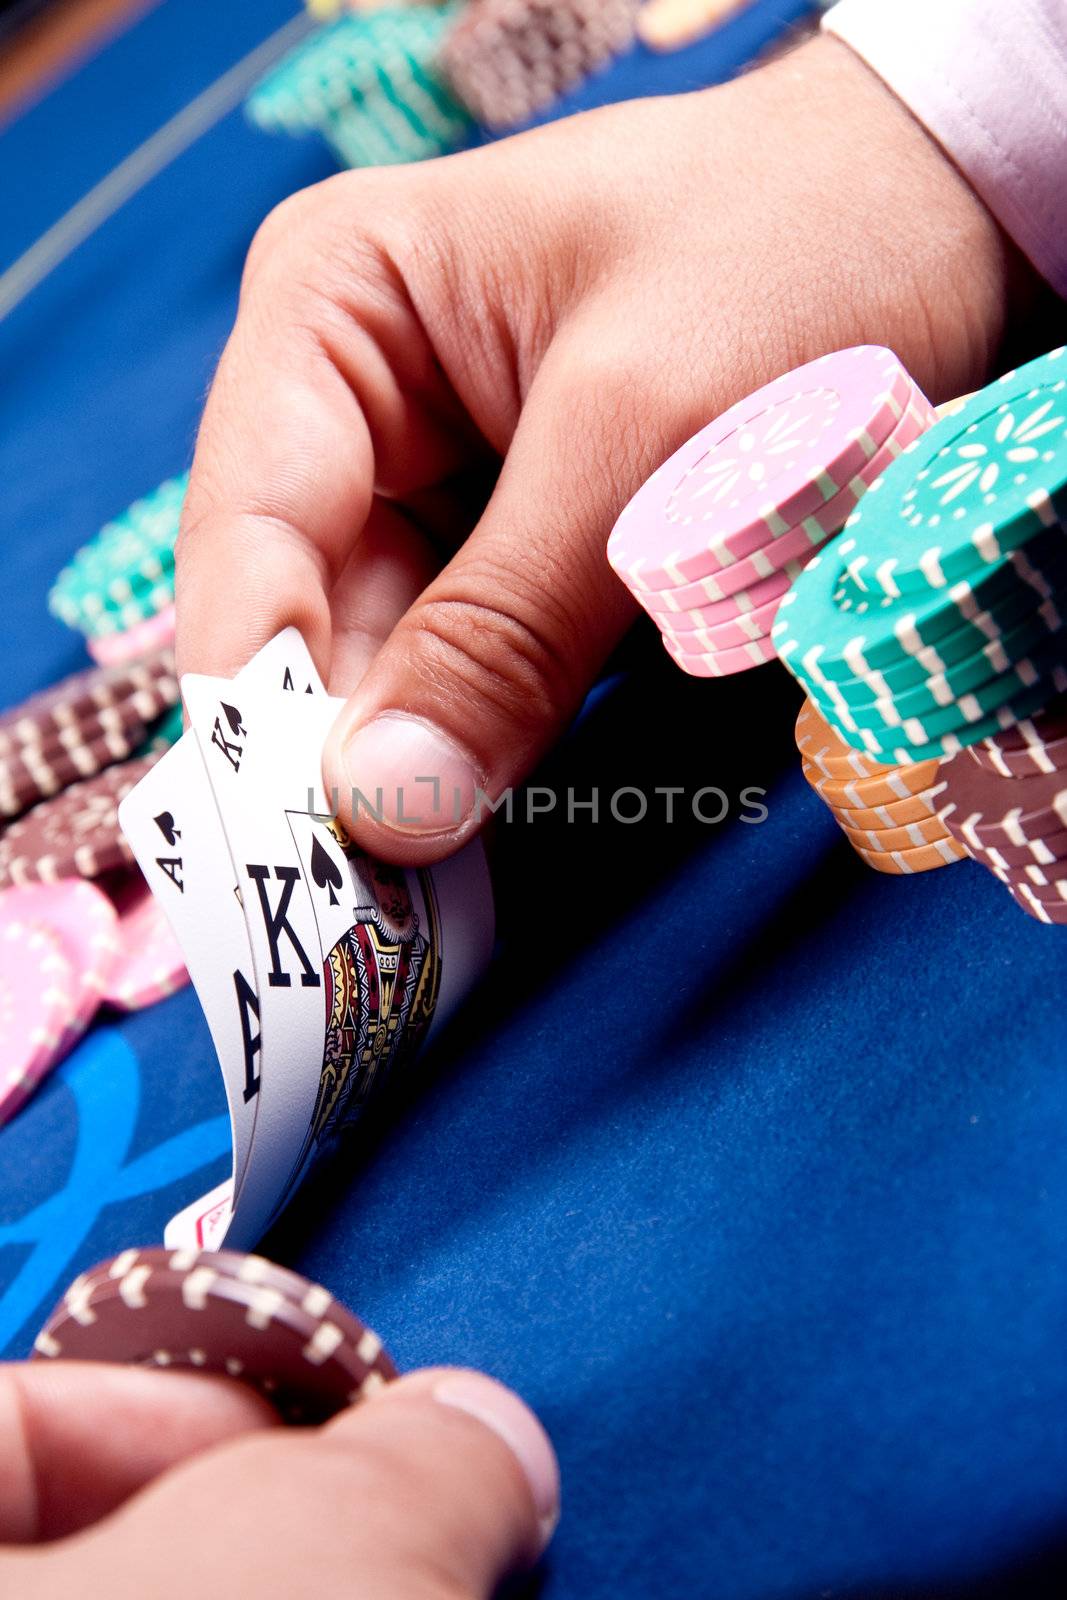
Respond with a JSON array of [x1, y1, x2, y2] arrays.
[[177, 34, 1030, 864], [0, 1361, 558, 1598]]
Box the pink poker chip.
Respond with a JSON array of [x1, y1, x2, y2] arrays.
[[0, 917, 75, 1125], [630, 388, 937, 673], [640, 523, 831, 609], [647, 559, 806, 629], [608, 348, 928, 593], [661, 630, 777, 679], [102, 874, 189, 1011], [88, 604, 176, 667], [0, 880, 120, 1069], [643, 583, 785, 643]]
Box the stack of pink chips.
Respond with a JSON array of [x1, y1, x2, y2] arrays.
[[607, 347, 936, 677]]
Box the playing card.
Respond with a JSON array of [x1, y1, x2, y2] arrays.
[[181, 672, 494, 1250], [118, 629, 324, 1230]]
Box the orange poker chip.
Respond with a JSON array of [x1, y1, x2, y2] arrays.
[[836, 811, 953, 855], [800, 762, 939, 828], [799, 753, 941, 810], [794, 698, 891, 783], [849, 835, 966, 875]]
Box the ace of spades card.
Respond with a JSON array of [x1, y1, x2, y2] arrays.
[[118, 628, 326, 1246], [175, 668, 494, 1251]]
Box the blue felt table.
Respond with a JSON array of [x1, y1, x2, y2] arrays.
[[2, 5, 1067, 1596]]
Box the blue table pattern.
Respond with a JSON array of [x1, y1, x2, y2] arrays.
[[2, 5, 1067, 1597]]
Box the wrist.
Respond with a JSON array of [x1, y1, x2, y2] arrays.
[[699, 34, 1043, 401]]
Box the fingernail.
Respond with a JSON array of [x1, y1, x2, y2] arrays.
[[433, 1372, 560, 1550], [341, 713, 481, 835]]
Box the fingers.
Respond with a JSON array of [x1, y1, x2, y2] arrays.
[[327, 500, 440, 690], [323, 329, 645, 865], [175, 173, 473, 687], [33, 1369, 558, 1600], [0, 1362, 276, 1543]]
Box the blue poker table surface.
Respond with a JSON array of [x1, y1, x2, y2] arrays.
[[3, 4, 1067, 1596]]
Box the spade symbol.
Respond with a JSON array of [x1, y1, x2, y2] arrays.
[[310, 834, 344, 906], [221, 701, 245, 737], [154, 810, 180, 845]]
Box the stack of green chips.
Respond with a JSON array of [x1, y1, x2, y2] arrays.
[[49, 473, 188, 642], [773, 346, 1067, 764], [245, 6, 473, 170]]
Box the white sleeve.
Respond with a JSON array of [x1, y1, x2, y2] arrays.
[[823, 0, 1067, 298]]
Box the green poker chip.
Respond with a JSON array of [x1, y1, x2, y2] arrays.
[[837, 346, 1067, 602], [815, 667, 1067, 767], [245, 7, 472, 167], [774, 348, 1067, 763], [49, 474, 186, 638], [805, 622, 1067, 745], [810, 521, 1067, 684], [802, 567, 1067, 710]]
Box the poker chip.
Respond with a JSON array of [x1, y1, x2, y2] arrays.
[[796, 697, 958, 874], [49, 475, 185, 642], [934, 754, 1067, 853], [440, 0, 641, 131], [610, 351, 928, 593], [799, 763, 938, 827], [817, 522, 1067, 681], [662, 631, 776, 677], [0, 652, 179, 821], [775, 349, 1067, 763], [957, 823, 1067, 870], [988, 851, 1067, 888], [968, 695, 1067, 779], [102, 874, 189, 1010], [246, 7, 471, 169], [32, 1247, 398, 1425], [0, 881, 119, 1074], [836, 811, 950, 854], [990, 858, 1067, 897], [1004, 879, 1067, 924], [806, 547, 1067, 707], [0, 918, 74, 1125], [87, 601, 177, 666], [642, 555, 811, 618], [0, 753, 159, 888], [643, 584, 784, 642], [850, 836, 966, 875], [839, 351, 1067, 602], [795, 697, 898, 783], [0, 649, 177, 754], [608, 349, 936, 681], [803, 623, 1067, 737]]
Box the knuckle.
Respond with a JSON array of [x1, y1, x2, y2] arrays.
[[407, 576, 583, 734], [241, 189, 317, 292]]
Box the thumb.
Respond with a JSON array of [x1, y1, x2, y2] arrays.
[[34, 1369, 559, 1600], [323, 341, 644, 865]]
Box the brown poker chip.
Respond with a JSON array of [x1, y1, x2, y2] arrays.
[[968, 696, 1067, 780], [32, 1248, 398, 1424], [0, 648, 176, 754], [0, 700, 172, 821], [989, 852, 1067, 888], [1002, 878, 1067, 925], [0, 753, 159, 887], [439, 0, 641, 129]]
